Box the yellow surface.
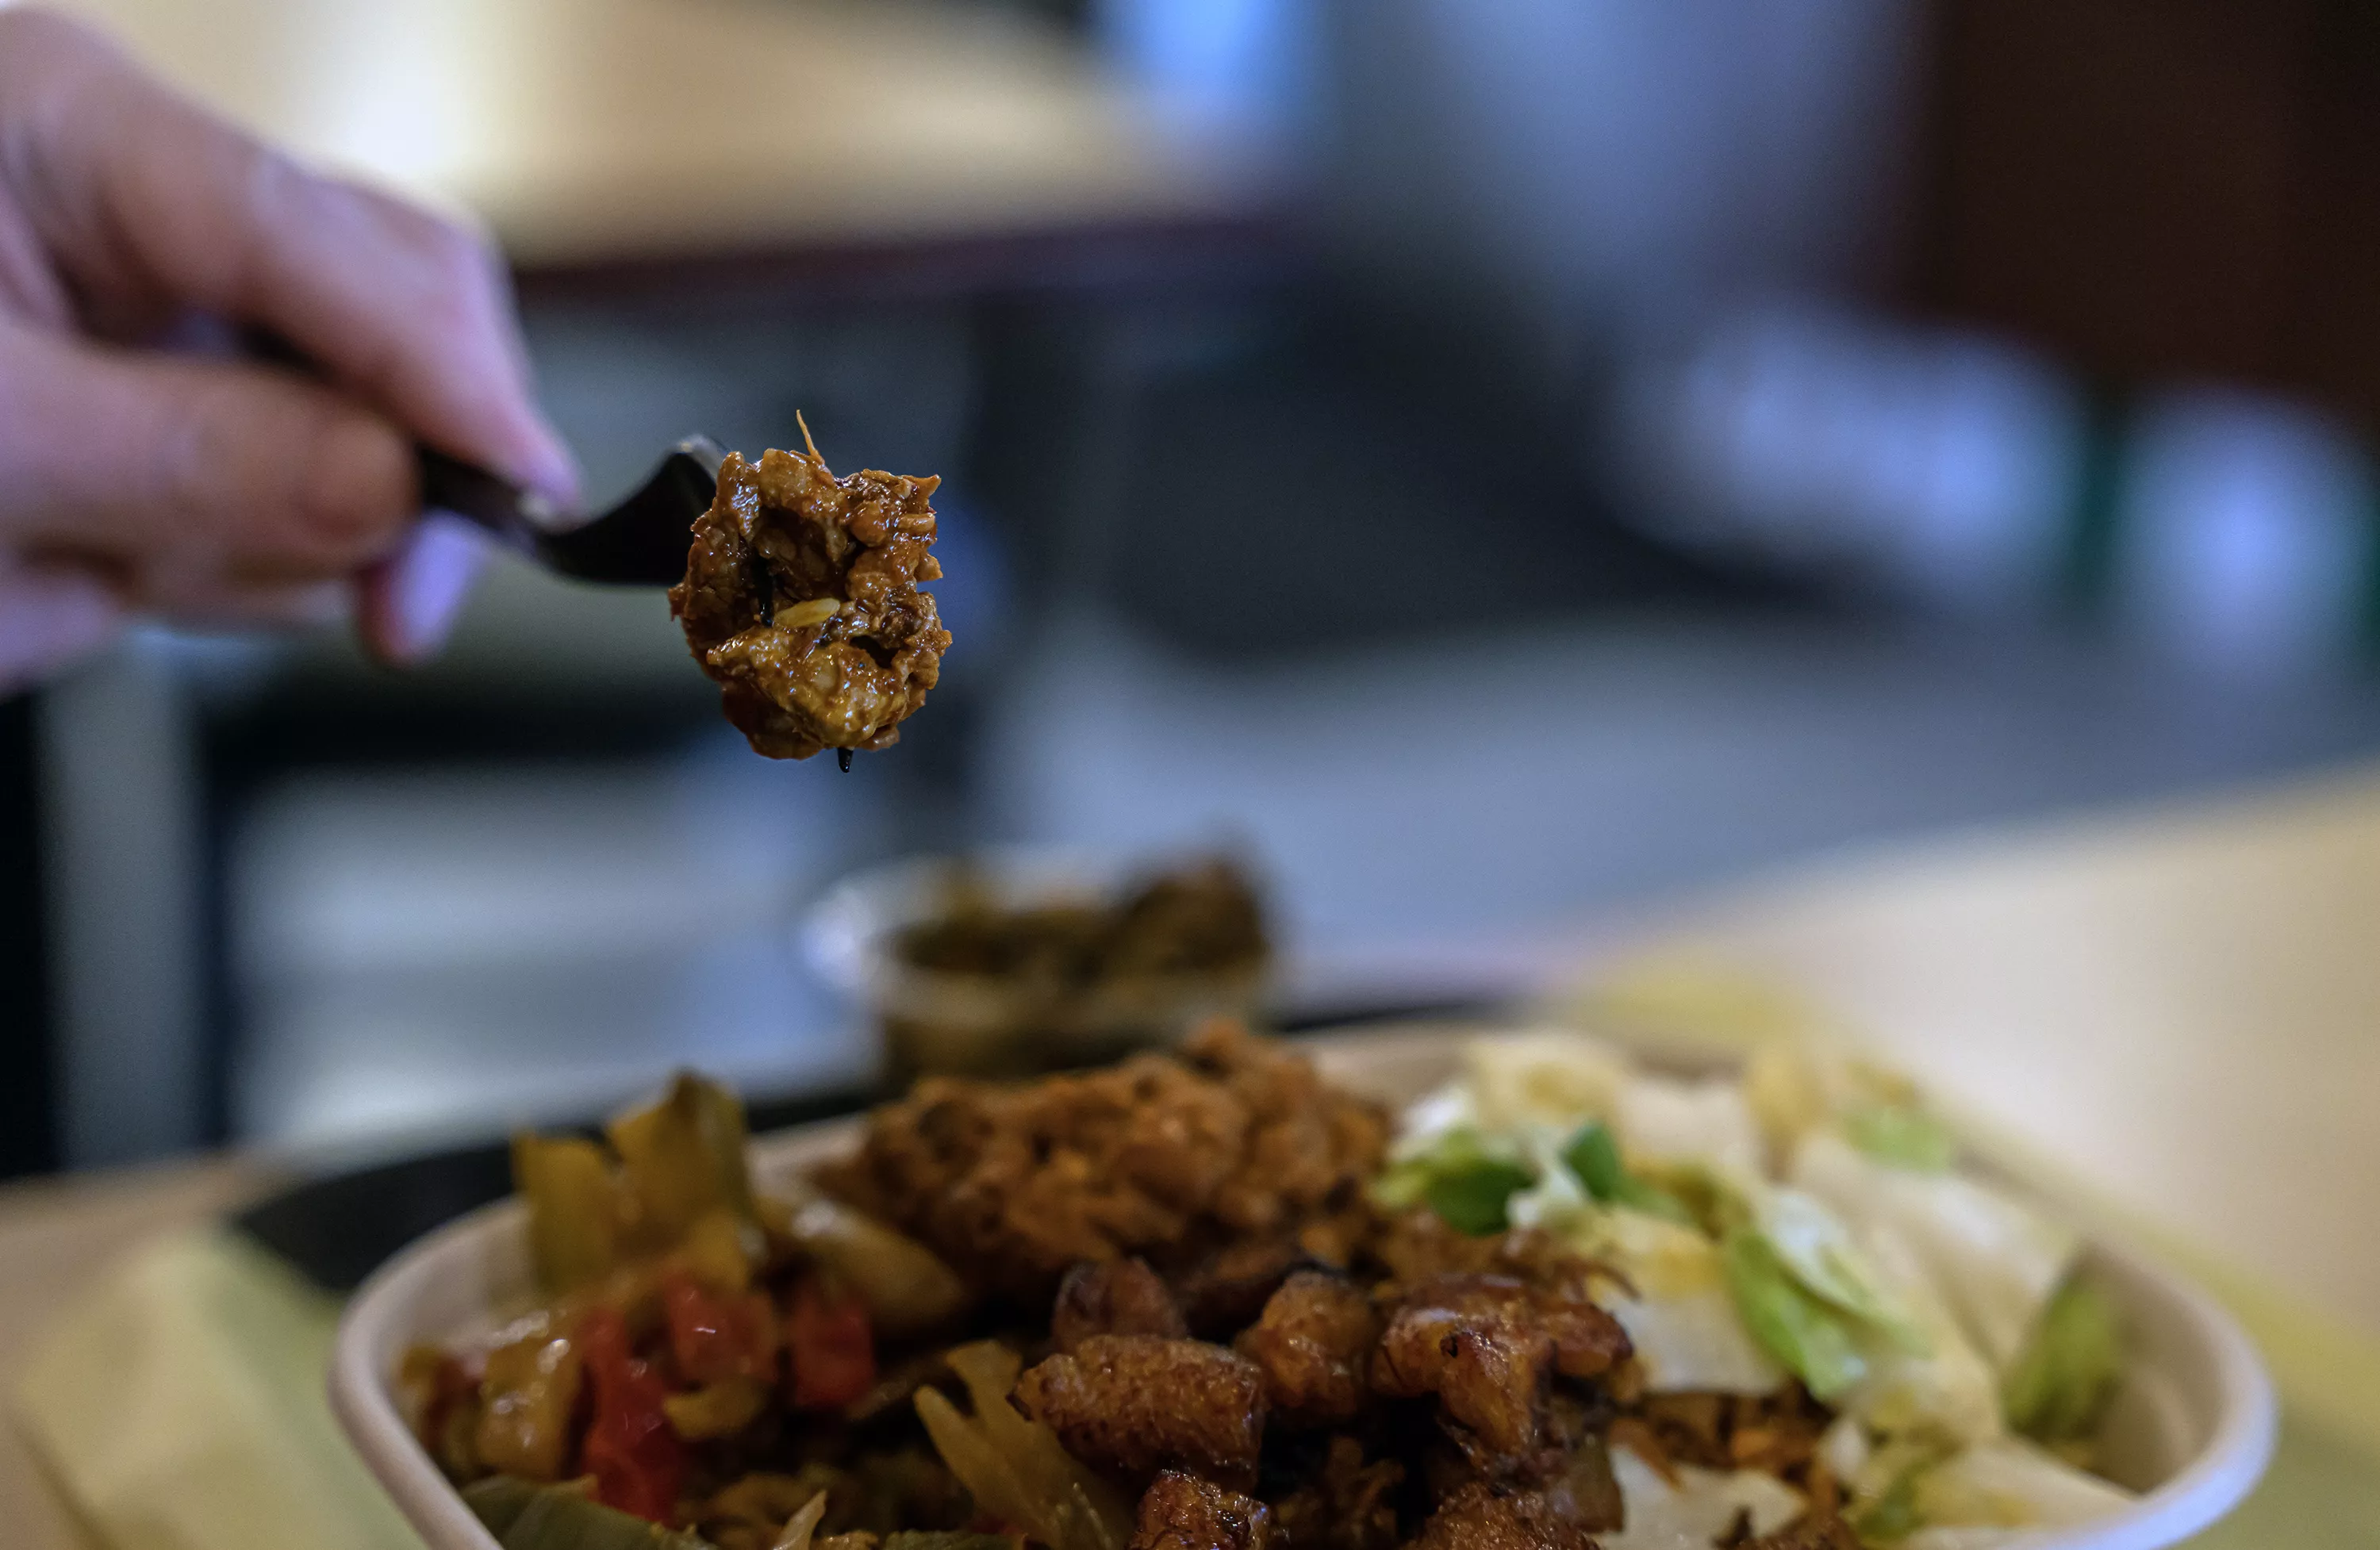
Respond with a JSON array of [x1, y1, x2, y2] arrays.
[[48, 0, 1248, 267], [0, 1161, 274, 1550], [14, 1229, 420, 1550]]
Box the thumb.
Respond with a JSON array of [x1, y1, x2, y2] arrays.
[[355, 512, 490, 666]]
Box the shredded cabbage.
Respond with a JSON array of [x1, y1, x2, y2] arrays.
[[1463, 1030, 1630, 1133], [1843, 1222, 2004, 1447], [2002, 1276, 2125, 1445], [1722, 1226, 1868, 1400], [1609, 1280, 1787, 1395], [1793, 1134, 2078, 1372], [1373, 1126, 1534, 1236], [1751, 1187, 1927, 1351], [1615, 1076, 1764, 1177], [1560, 1122, 1695, 1224], [1381, 1023, 2134, 1548], [1843, 1103, 1956, 1173], [1912, 1438, 2135, 1530]]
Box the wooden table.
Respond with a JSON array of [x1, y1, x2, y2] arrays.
[[51, 0, 1257, 274]]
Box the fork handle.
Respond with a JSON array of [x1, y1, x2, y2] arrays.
[[416, 447, 560, 558]]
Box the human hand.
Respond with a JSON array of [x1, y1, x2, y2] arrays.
[[0, 10, 578, 690]]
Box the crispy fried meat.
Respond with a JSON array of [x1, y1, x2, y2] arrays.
[[1234, 1272, 1379, 1425], [1013, 1335, 1267, 1487], [1372, 1273, 1631, 1480], [1403, 1483, 1597, 1550], [1129, 1471, 1274, 1550]]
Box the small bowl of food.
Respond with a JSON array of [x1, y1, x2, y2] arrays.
[[803, 851, 1273, 1081], [332, 1019, 2271, 1550]]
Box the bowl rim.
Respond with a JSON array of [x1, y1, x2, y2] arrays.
[[329, 1022, 2277, 1550]]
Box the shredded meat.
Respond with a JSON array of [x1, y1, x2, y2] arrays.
[[820, 1022, 1388, 1302], [1368, 1214, 1622, 1303], [669, 436, 950, 760], [1054, 1257, 1190, 1352], [1731, 1512, 1863, 1550], [1013, 1335, 1267, 1487], [1629, 1385, 1833, 1478], [1266, 1437, 1403, 1550], [1372, 1273, 1631, 1481], [1541, 1433, 1624, 1533], [1403, 1483, 1596, 1550], [1234, 1272, 1379, 1425], [1129, 1471, 1275, 1550]]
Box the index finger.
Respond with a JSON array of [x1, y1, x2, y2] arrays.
[[0, 11, 579, 504]]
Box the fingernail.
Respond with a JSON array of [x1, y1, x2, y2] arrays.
[[0, 570, 122, 690], [382, 514, 488, 662], [507, 418, 582, 512]]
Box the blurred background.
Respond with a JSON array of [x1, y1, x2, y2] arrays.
[[13, 0, 2380, 1176]]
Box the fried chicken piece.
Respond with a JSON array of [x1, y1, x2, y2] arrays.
[[1266, 1436, 1403, 1550], [822, 1027, 1387, 1303], [1013, 1335, 1267, 1488], [670, 436, 950, 760], [1054, 1257, 1189, 1352], [1129, 1471, 1274, 1550], [1234, 1272, 1379, 1425], [1372, 1274, 1631, 1481], [1404, 1483, 1596, 1550]]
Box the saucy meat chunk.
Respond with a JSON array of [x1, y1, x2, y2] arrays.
[[1129, 1471, 1274, 1550], [1234, 1272, 1379, 1425], [670, 435, 950, 761], [1404, 1483, 1596, 1550], [1372, 1273, 1631, 1478], [1013, 1335, 1267, 1487], [1054, 1257, 1189, 1352]]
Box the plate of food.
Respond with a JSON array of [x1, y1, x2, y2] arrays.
[[330, 1019, 2272, 1550]]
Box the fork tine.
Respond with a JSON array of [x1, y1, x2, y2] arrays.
[[418, 434, 724, 586]]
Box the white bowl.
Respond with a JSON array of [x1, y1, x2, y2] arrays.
[[331, 1024, 2275, 1550]]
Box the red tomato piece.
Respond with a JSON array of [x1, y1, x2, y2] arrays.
[[576, 1306, 686, 1523], [660, 1270, 777, 1386], [786, 1276, 876, 1410]]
